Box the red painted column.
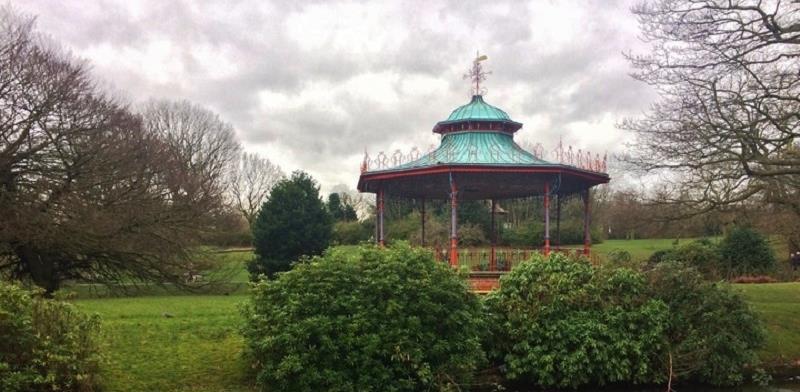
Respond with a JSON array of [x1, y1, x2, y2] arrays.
[[544, 183, 550, 256], [490, 199, 497, 270], [583, 189, 591, 256], [449, 179, 458, 267], [377, 189, 385, 247]]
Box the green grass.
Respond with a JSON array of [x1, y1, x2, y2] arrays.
[[737, 283, 800, 365], [593, 238, 701, 261], [212, 249, 253, 283], [74, 294, 254, 392]]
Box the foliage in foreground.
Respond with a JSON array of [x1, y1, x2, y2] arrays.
[[648, 262, 765, 386], [0, 282, 102, 392], [241, 243, 484, 391], [248, 171, 332, 279], [485, 253, 668, 388], [485, 253, 765, 388]]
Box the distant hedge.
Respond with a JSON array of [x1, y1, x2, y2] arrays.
[[0, 282, 102, 392]]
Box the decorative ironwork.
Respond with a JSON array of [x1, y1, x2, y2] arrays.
[[361, 140, 608, 173], [432, 246, 598, 270], [551, 139, 607, 173], [361, 147, 427, 172]]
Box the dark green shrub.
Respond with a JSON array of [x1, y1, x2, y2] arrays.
[[500, 223, 543, 247], [646, 262, 765, 385], [718, 227, 776, 277], [326, 192, 357, 222], [248, 171, 333, 279], [648, 249, 675, 265], [386, 211, 423, 244], [458, 223, 487, 246], [485, 253, 668, 388], [331, 220, 372, 245], [666, 241, 722, 279], [241, 243, 485, 391], [0, 282, 101, 392], [501, 222, 603, 247], [646, 240, 721, 278], [605, 248, 636, 269], [554, 221, 604, 245]]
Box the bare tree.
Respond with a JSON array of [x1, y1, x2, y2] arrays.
[[228, 152, 284, 226], [140, 100, 241, 207], [622, 0, 800, 249], [0, 9, 235, 294]]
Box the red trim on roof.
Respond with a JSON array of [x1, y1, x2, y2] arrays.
[[358, 164, 609, 191]]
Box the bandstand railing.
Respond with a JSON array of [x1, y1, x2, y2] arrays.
[[430, 246, 597, 272]]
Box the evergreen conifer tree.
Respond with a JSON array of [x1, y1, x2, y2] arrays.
[[248, 171, 332, 279]]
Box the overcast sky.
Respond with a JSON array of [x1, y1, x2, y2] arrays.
[[15, 0, 655, 193]]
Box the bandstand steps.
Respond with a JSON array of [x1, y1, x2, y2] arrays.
[[468, 272, 504, 294]]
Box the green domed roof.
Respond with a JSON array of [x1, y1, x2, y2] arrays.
[[446, 95, 511, 122]]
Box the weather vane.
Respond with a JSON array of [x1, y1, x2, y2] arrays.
[[463, 51, 491, 96]]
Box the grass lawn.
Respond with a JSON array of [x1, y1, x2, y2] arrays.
[[593, 238, 699, 261], [74, 294, 254, 392], [737, 283, 800, 366]]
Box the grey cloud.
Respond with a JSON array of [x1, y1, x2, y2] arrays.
[[17, 0, 653, 189]]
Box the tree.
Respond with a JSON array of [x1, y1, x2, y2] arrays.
[[228, 152, 284, 227], [248, 171, 332, 279], [0, 9, 234, 294], [327, 192, 357, 221], [623, 0, 800, 249], [140, 99, 241, 207]]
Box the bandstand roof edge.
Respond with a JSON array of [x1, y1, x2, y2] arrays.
[[357, 164, 609, 200]]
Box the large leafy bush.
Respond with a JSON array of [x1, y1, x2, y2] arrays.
[[241, 243, 485, 391], [0, 282, 101, 392], [718, 226, 776, 277], [485, 253, 668, 388], [646, 262, 765, 386], [485, 254, 765, 388]]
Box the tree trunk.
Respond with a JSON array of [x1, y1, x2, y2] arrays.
[[15, 245, 61, 296]]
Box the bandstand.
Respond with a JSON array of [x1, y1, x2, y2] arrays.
[[357, 55, 609, 292]]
